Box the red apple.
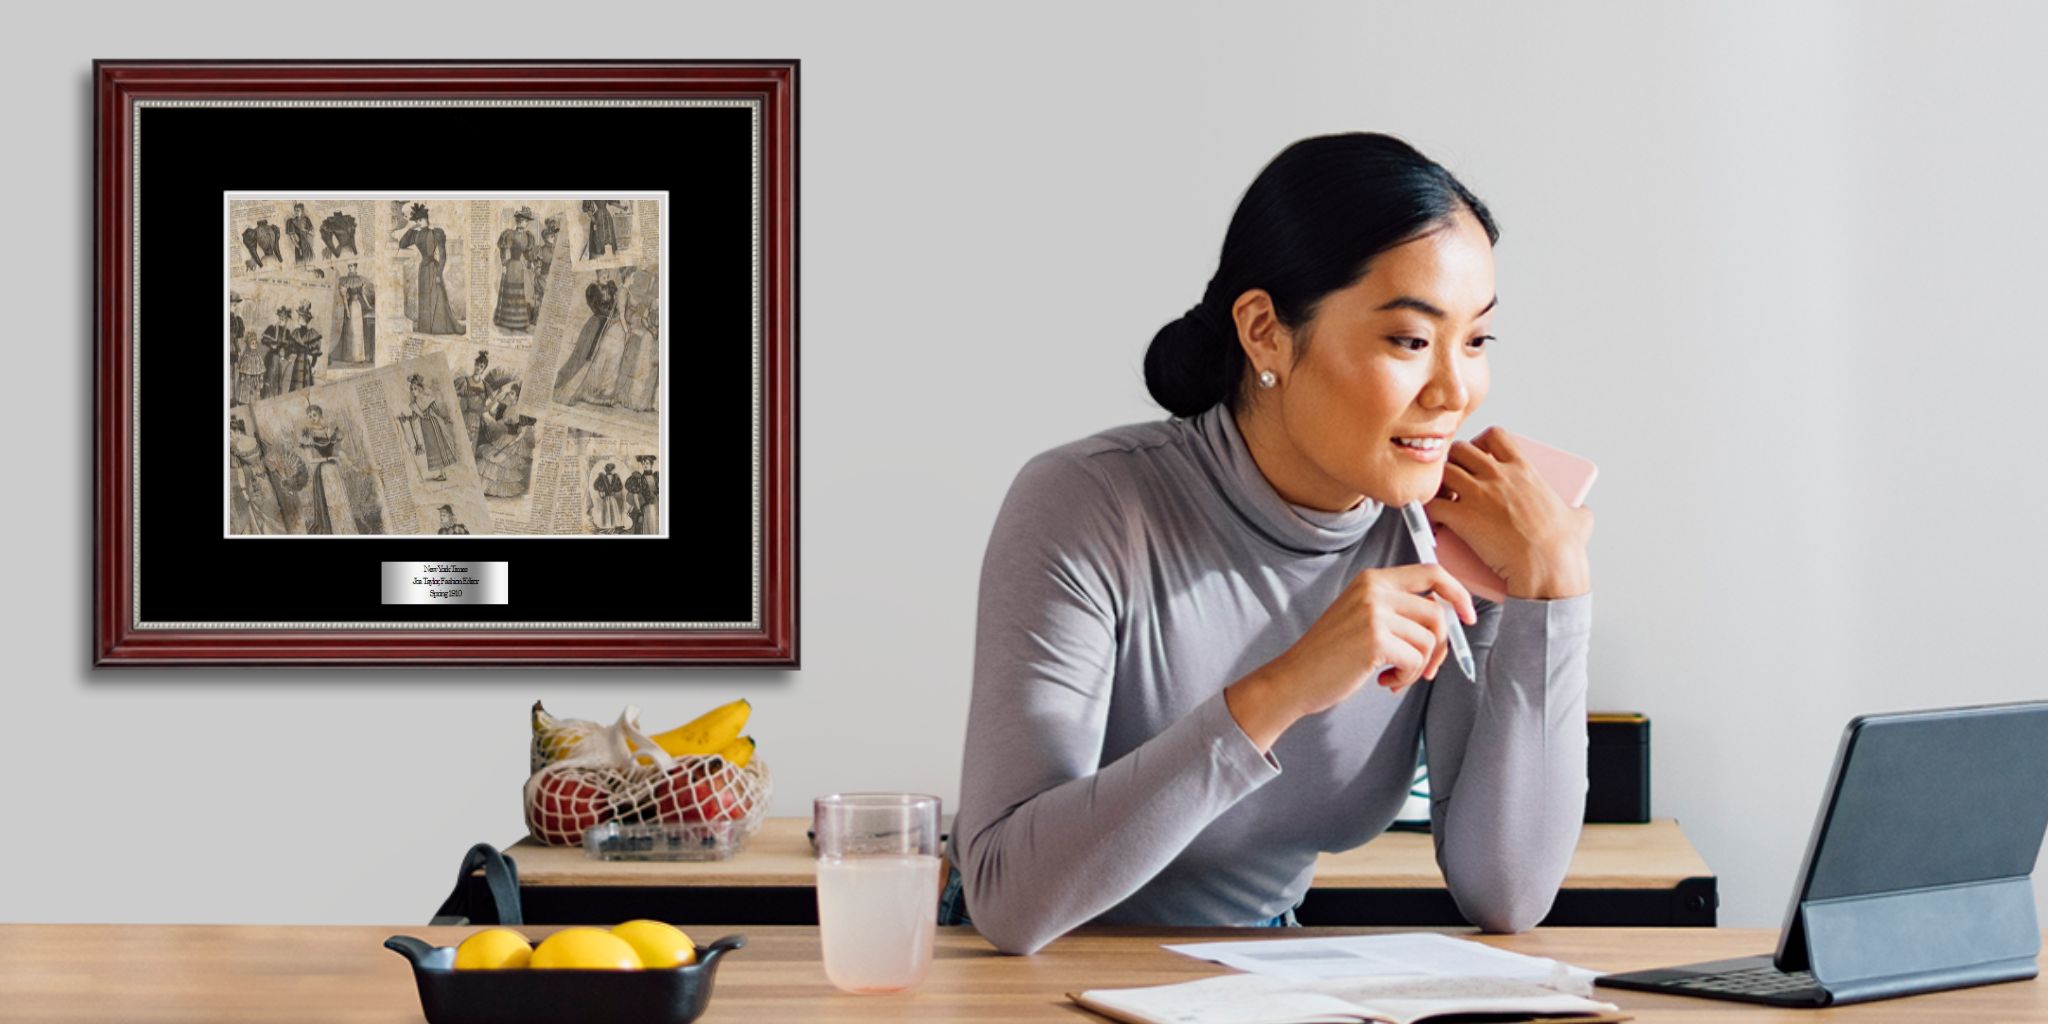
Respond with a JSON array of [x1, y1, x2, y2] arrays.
[[527, 768, 614, 844], [651, 759, 745, 823]]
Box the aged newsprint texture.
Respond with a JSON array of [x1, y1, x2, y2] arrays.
[[226, 194, 666, 537]]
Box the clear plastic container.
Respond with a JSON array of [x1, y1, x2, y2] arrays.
[[582, 819, 747, 861]]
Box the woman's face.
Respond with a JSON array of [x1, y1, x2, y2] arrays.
[[1255, 208, 1495, 509]]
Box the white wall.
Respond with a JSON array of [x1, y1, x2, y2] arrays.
[[4, 0, 2043, 929]]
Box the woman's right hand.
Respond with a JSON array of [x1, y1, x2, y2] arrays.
[[1224, 564, 1476, 752]]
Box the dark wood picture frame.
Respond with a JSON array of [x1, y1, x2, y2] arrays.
[[93, 61, 797, 666]]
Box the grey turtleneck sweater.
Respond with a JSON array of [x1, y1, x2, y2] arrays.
[[947, 403, 1592, 955]]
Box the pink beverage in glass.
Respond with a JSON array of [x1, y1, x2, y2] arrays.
[[813, 793, 943, 994]]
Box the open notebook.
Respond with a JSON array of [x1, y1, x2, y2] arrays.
[[1070, 972, 1627, 1024]]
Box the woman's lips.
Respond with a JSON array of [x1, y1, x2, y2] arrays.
[[1389, 437, 1447, 462]]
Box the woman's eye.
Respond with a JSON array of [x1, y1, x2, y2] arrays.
[[1389, 336, 1428, 352], [1469, 334, 1495, 350]]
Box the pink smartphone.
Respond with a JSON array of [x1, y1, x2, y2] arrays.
[[1433, 427, 1598, 604]]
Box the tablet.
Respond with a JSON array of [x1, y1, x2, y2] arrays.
[[1433, 427, 1598, 604]]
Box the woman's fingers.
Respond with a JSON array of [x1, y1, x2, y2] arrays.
[[1437, 463, 1483, 516], [1379, 598, 1441, 689], [1373, 626, 1429, 690], [1368, 562, 1474, 623], [1447, 439, 1500, 478], [1473, 426, 1524, 463], [1422, 564, 1477, 625], [1441, 460, 1479, 492], [1391, 591, 1452, 681]]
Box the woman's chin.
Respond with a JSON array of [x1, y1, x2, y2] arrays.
[[1360, 470, 1442, 508]]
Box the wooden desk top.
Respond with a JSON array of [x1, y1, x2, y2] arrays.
[[506, 818, 1713, 890], [0, 924, 2036, 1022]]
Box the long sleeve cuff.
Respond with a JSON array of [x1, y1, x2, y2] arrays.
[[1199, 687, 1285, 786], [1494, 593, 1594, 655]]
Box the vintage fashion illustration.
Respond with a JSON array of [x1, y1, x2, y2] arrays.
[[534, 216, 562, 317], [284, 203, 316, 264], [226, 278, 336, 411], [228, 194, 663, 537], [286, 302, 323, 392], [551, 265, 659, 410], [320, 209, 359, 258], [591, 461, 628, 532], [581, 199, 629, 260], [298, 403, 363, 534], [554, 268, 631, 406], [436, 505, 470, 535], [236, 356, 490, 536], [241, 218, 282, 269], [492, 206, 542, 333], [398, 372, 463, 483], [395, 203, 465, 335], [626, 455, 659, 534], [228, 291, 264, 406], [332, 263, 375, 366], [228, 413, 291, 535], [612, 270, 659, 412], [454, 350, 496, 447], [475, 381, 538, 499]]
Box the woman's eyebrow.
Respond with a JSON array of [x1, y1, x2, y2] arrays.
[[1376, 295, 1498, 319]]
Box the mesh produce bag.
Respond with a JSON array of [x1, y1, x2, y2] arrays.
[[524, 706, 771, 847]]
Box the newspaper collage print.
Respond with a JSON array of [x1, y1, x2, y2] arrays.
[[225, 194, 666, 537]]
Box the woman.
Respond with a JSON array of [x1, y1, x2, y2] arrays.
[[475, 382, 538, 498], [591, 462, 626, 531], [406, 373, 462, 481], [227, 415, 288, 535], [610, 271, 659, 412], [287, 302, 323, 393], [259, 305, 295, 399], [334, 263, 372, 365], [494, 207, 541, 332], [555, 270, 629, 407], [628, 454, 659, 534], [285, 203, 315, 263], [583, 199, 620, 258], [535, 215, 562, 314], [947, 134, 1594, 956], [298, 404, 357, 535], [455, 351, 493, 447], [394, 204, 464, 335]]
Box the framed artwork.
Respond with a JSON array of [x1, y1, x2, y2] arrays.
[[93, 61, 797, 666]]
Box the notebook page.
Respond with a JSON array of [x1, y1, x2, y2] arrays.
[[1162, 932, 1599, 992], [1073, 973, 1377, 1024], [1310, 975, 1620, 1024]]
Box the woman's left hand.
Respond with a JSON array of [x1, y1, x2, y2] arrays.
[[1422, 427, 1593, 600]]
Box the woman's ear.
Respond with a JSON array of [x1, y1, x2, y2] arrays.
[[1231, 289, 1291, 383]]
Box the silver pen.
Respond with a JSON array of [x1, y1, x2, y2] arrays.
[[1399, 501, 1477, 680]]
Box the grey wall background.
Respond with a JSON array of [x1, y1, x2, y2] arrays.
[[5, 1, 2044, 930]]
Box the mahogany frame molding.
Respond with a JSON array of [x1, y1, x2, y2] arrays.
[[93, 61, 797, 666]]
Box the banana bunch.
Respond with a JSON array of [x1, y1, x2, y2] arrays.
[[533, 699, 757, 772], [634, 698, 756, 768]]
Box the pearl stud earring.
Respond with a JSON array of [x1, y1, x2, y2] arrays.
[[1258, 370, 1277, 389]]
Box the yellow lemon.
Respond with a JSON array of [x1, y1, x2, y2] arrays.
[[610, 919, 697, 968], [530, 927, 643, 970], [453, 928, 533, 970]]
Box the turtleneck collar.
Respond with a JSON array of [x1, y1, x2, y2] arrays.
[[1188, 402, 1384, 554]]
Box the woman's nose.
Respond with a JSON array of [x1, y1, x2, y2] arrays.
[[1420, 353, 1470, 411]]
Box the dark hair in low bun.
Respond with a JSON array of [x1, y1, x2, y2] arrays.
[[1143, 304, 1240, 418], [1143, 133, 1498, 417]]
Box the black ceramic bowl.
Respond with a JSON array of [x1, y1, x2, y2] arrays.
[[385, 932, 745, 1024]]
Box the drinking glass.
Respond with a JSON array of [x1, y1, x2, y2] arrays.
[[813, 793, 943, 994]]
